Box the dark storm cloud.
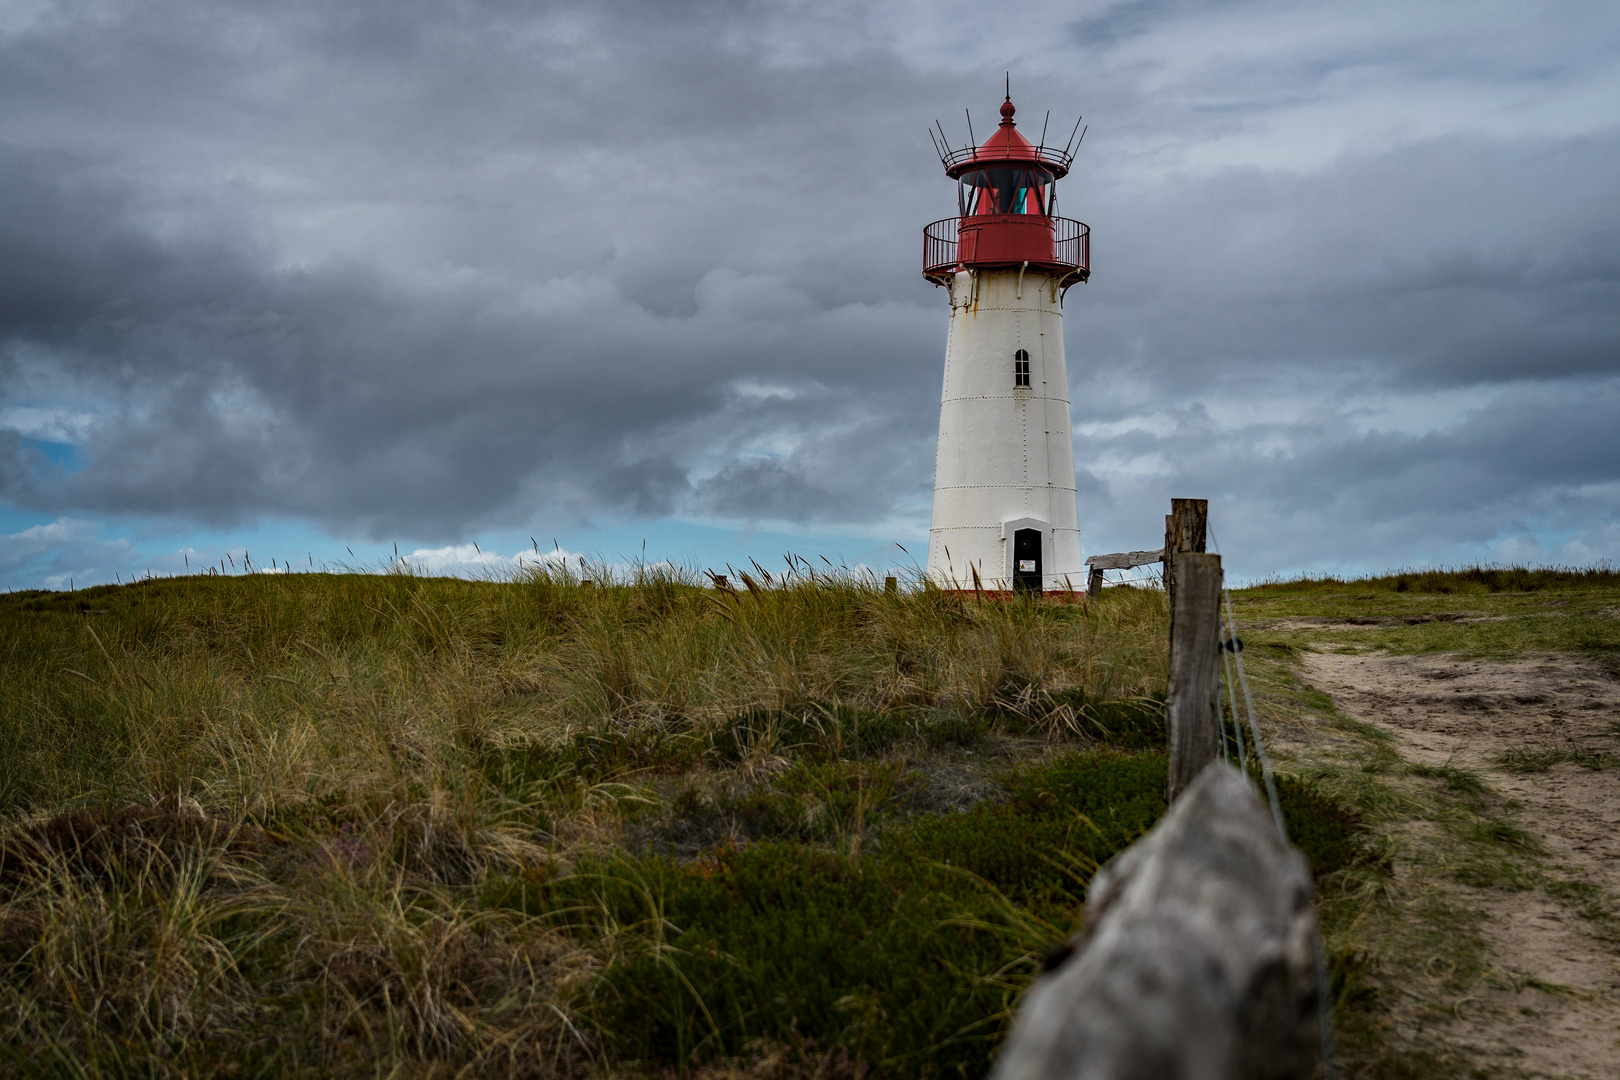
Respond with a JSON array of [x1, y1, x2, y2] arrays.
[[1065, 118, 1620, 571], [1072, 130, 1620, 389], [1072, 377, 1620, 575], [2, 0, 1618, 571], [1068, 0, 1219, 51], [688, 381, 937, 523], [0, 0, 955, 536]]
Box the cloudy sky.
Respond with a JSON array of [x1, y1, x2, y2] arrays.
[[2, 0, 1617, 589]]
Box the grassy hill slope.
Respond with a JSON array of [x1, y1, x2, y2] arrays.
[[9, 564, 1608, 1077]]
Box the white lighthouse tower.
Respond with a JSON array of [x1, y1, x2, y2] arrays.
[[922, 93, 1090, 593]]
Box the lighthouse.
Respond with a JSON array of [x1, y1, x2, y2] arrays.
[[922, 93, 1090, 594]]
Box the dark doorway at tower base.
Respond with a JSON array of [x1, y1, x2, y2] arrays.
[[1013, 528, 1043, 593]]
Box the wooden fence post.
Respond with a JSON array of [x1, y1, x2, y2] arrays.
[[1167, 552, 1222, 803], [1162, 498, 1208, 616], [1086, 565, 1104, 597], [1163, 497, 1209, 676], [988, 764, 1321, 1080], [1171, 498, 1208, 557]]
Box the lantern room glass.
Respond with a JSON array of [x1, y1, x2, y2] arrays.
[[958, 168, 1056, 218]]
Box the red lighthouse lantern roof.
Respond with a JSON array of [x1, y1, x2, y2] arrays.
[[941, 97, 1073, 180]]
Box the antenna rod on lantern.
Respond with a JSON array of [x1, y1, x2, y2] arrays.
[[965, 109, 975, 152], [1038, 110, 1050, 154], [1061, 115, 1084, 157], [1074, 124, 1088, 150]]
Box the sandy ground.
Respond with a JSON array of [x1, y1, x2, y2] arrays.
[[1302, 651, 1620, 1079]]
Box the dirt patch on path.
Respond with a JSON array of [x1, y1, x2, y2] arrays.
[[1302, 651, 1620, 1078]]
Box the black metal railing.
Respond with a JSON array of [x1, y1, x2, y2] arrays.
[[923, 217, 960, 276], [1053, 216, 1090, 275], [938, 143, 1074, 176]]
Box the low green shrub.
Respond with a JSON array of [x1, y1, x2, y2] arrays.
[[489, 743, 1377, 1071], [890, 751, 1168, 905], [488, 752, 1372, 1075], [488, 750, 1175, 1074], [552, 845, 1026, 1075]]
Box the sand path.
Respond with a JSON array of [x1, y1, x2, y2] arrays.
[[1302, 651, 1620, 1078]]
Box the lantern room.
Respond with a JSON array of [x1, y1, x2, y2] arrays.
[[956, 165, 1056, 217], [923, 96, 1090, 288]]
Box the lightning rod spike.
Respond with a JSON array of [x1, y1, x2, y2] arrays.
[[1062, 114, 1083, 157]]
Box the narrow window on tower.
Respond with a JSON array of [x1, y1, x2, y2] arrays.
[[1014, 349, 1030, 387]]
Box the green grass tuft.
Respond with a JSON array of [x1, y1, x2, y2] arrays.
[[1408, 762, 1490, 796], [1494, 743, 1618, 772]]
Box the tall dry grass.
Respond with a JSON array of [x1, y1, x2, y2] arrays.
[[2, 564, 1165, 815], [0, 565, 1167, 1076]]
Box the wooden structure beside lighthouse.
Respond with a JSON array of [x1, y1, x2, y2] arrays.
[[923, 93, 1090, 593]]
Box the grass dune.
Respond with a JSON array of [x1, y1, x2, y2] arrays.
[[1, 568, 1192, 1077], [11, 562, 1614, 1076]]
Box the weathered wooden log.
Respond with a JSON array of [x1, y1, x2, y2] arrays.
[[990, 764, 1321, 1080], [1083, 549, 1165, 571], [1167, 552, 1223, 802]]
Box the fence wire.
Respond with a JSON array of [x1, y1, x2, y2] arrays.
[[1208, 529, 1340, 1079]]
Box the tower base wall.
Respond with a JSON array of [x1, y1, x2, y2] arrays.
[[925, 268, 1082, 591]]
